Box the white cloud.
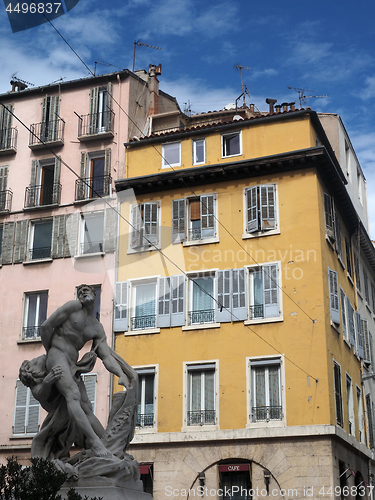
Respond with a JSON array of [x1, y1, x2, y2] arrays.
[[361, 76, 375, 100]]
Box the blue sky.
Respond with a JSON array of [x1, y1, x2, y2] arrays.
[[1, 0, 375, 235]]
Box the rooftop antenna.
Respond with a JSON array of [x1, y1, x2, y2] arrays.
[[132, 40, 162, 72], [235, 64, 251, 107], [94, 59, 124, 76], [288, 86, 328, 107]]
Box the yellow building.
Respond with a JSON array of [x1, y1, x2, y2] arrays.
[[114, 104, 375, 499]]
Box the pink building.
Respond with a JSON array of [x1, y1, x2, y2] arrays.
[[0, 67, 178, 464]]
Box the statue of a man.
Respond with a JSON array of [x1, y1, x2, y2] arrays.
[[33, 284, 136, 458]]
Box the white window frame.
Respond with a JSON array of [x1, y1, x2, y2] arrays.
[[183, 194, 219, 246], [356, 385, 365, 444], [85, 151, 107, 199], [246, 355, 286, 428], [244, 262, 283, 325], [183, 270, 220, 331], [182, 360, 219, 431], [27, 218, 53, 262], [79, 211, 105, 256], [221, 130, 242, 158], [346, 373, 355, 436], [193, 138, 206, 165], [13, 379, 40, 435], [242, 184, 280, 239], [22, 290, 48, 341], [134, 365, 158, 433], [128, 201, 160, 253], [127, 277, 160, 335], [162, 141, 181, 168]]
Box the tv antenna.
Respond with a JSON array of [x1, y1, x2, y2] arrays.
[[94, 60, 124, 76], [132, 40, 162, 72], [235, 64, 251, 107], [10, 73, 34, 91], [288, 86, 328, 107]]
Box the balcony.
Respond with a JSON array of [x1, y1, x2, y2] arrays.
[[187, 410, 215, 426], [22, 326, 41, 340], [75, 174, 111, 201], [29, 119, 65, 149], [77, 110, 115, 141], [249, 304, 264, 319], [0, 127, 17, 155], [0, 189, 13, 212], [28, 246, 51, 261], [24, 183, 62, 208], [80, 241, 103, 255], [136, 413, 154, 428], [131, 315, 156, 330], [251, 405, 282, 422], [188, 309, 215, 325]]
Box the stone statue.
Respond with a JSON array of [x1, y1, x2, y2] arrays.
[[19, 285, 144, 496]]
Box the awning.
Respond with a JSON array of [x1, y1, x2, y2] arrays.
[[139, 465, 152, 475], [219, 464, 250, 472]]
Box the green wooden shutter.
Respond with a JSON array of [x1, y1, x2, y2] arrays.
[[106, 82, 113, 131], [346, 298, 356, 347], [362, 319, 371, 363], [0, 104, 13, 149], [28, 159, 38, 207], [77, 151, 87, 200], [14, 220, 28, 263], [1, 222, 15, 264], [89, 87, 99, 134], [14, 380, 27, 434], [355, 311, 364, 359], [0, 165, 8, 193], [52, 214, 66, 259], [49, 95, 60, 141], [144, 202, 158, 246], [52, 155, 61, 204]]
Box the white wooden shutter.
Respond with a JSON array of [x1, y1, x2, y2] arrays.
[[89, 87, 99, 134], [323, 192, 335, 240], [216, 269, 231, 322], [347, 298, 356, 347], [114, 281, 128, 332], [158, 277, 171, 327], [104, 207, 117, 253], [49, 95, 60, 141], [144, 202, 158, 246], [13, 220, 28, 263], [260, 185, 276, 230], [0, 104, 13, 149], [246, 186, 258, 233], [232, 268, 247, 321], [263, 263, 279, 318], [26, 390, 40, 434], [172, 199, 186, 243], [14, 380, 27, 434], [131, 205, 142, 249], [201, 195, 215, 238], [171, 274, 185, 326], [328, 268, 340, 324], [51, 214, 65, 259], [1, 221, 15, 264], [0, 165, 8, 192], [52, 156, 61, 204], [64, 212, 79, 257], [362, 319, 371, 363], [83, 373, 97, 414], [355, 311, 364, 359], [340, 288, 347, 339]]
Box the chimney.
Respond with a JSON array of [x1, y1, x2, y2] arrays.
[[265, 98, 277, 114], [281, 102, 288, 112], [148, 64, 162, 116], [10, 79, 28, 92]]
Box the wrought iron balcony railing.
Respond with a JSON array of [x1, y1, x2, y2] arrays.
[[75, 174, 111, 201], [80, 241, 103, 255], [0, 127, 17, 153], [78, 109, 115, 139], [131, 315, 156, 330], [249, 304, 264, 319], [23, 326, 41, 340], [0, 189, 13, 212], [136, 413, 154, 428], [28, 246, 52, 261], [24, 183, 61, 208], [188, 309, 215, 325], [29, 119, 65, 148], [251, 405, 282, 422], [187, 410, 216, 426]]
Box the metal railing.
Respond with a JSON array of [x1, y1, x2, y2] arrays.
[[75, 174, 111, 201], [80, 241, 103, 255], [188, 309, 215, 325], [136, 413, 154, 428], [187, 410, 216, 426], [249, 304, 264, 319], [29, 119, 65, 146], [188, 228, 202, 240], [0, 189, 13, 212], [28, 246, 51, 261], [23, 326, 41, 340], [251, 405, 282, 422], [78, 109, 115, 137], [131, 315, 156, 330], [0, 127, 17, 151], [24, 183, 61, 208]]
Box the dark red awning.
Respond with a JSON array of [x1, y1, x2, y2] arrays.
[[139, 465, 151, 475], [219, 464, 250, 472]]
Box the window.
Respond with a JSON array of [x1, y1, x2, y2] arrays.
[[0, 224, 3, 260], [82, 373, 97, 414], [0, 103, 14, 150], [80, 211, 105, 255], [340, 288, 348, 341], [13, 380, 40, 435], [87, 84, 113, 135], [345, 237, 353, 279], [346, 375, 355, 435], [355, 311, 364, 359], [333, 361, 343, 427], [26, 157, 61, 208], [346, 298, 356, 349], [328, 268, 340, 325], [250, 358, 282, 423], [193, 139, 206, 165], [334, 212, 343, 261], [136, 368, 155, 428], [222, 131, 241, 158], [364, 268, 370, 305], [219, 464, 251, 500], [186, 363, 216, 426], [366, 394, 374, 449], [162, 142, 181, 168], [23, 291, 48, 340], [172, 194, 216, 243], [76, 150, 111, 201], [130, 202, 159, 251], [323, 192, 335, 242], [0, 165, 10, 212], [41, 96, 60, 142], [131, 280, 157, 330], [362, 319, 372, 364], [188, 273, 215, 326], [245, 185, 277, 235], [28, 219, 53, 260], [248, 264, 280, 320], [353, 253, 361, 293], [357, 386, 364, 443], [139, 464, 153, 494]]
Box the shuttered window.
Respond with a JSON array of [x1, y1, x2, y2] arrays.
[[173, 194, 216, 243], [328, 268, 340, 325], [333, 361, 343, 427], [248, 264, 280, 320], [13, 380, 40, 435], [0, 103, 14, 149], [362, 319, 371, 364], [130, 202, 159, 250], [245, 185, 277, 234], [323, 192, 335, 240], [340, 288, 347, 340]]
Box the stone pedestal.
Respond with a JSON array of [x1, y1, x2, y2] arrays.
[[60, 485, 152, 500]]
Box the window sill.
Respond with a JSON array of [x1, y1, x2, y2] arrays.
[[181, 424, 220, 432], [23, 203, 59, 211], [338, 255, 345, 270], [343, 337, 351, 349], [246, 420, 286, 429], [347, 273, 354, 286], [330, 320, 341, 334], [357, 289, 363, 300], [366, 302, 372, 314], [23, 258, 52, 265], [325, 234, 335, 251], [183, 237, 219, 247], [127, 246, 160, 255], [244, 316, 283, 325], [221, 153, 242, 160], [74, 252, 104, 259], [242, 229, 280, 239], [182, 323, 221, 332], [135, 426, 158, 434], [10, 434, 36, 440], [17, 338, 41, 345], [125, 328, 160, 336], [161, 163, 182, 169]]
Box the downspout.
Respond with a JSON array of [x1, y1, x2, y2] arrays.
[[117, 73, 121, 179]]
